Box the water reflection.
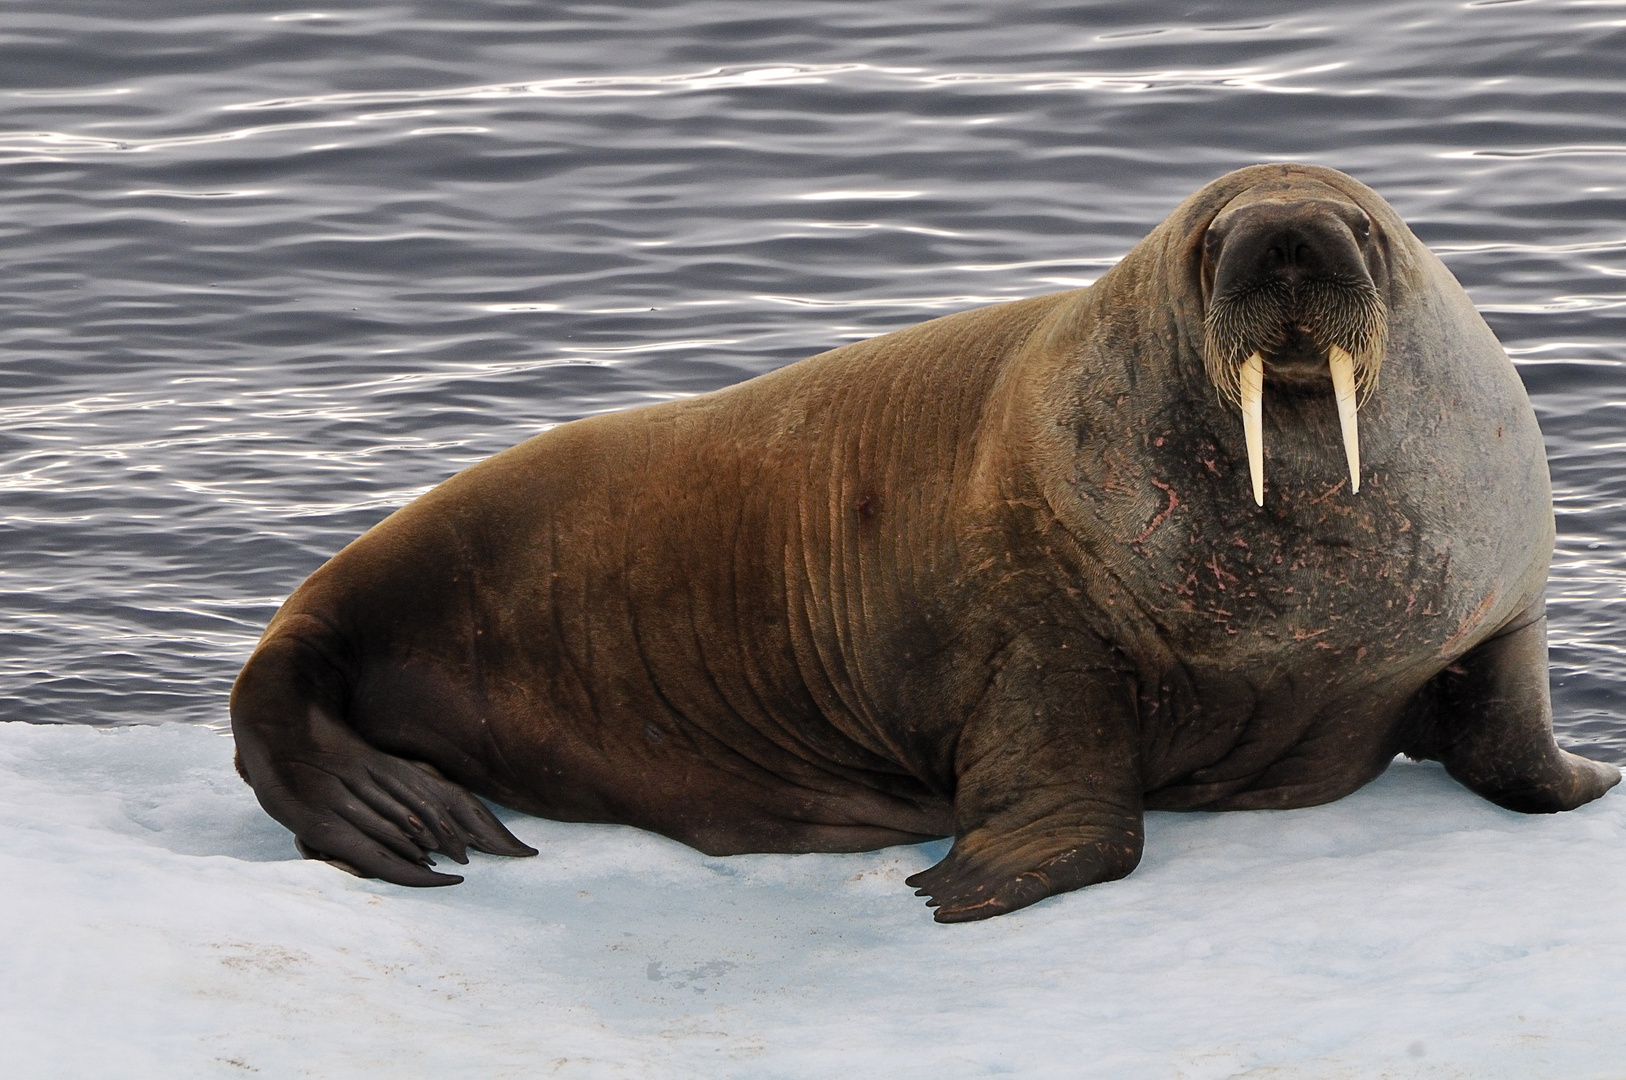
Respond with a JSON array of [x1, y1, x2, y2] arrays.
[[0, 0, 1622, 762]]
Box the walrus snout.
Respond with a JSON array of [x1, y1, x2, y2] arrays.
[[1201, 197, 1388, 505], [1202, 198, 1386, 381], [1205, 199, 1371, 294]]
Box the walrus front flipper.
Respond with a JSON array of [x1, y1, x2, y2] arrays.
[[1413, 603, 1620, 813], [231, 632, 536, 886], [906, 644, 1144, 923]]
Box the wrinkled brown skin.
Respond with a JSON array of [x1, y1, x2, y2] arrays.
[[231, 163, 1619, 922]]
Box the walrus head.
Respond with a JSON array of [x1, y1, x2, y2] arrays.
[[1199, 190, 1389, 505]]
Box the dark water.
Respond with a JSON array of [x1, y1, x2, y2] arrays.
[[3, 1, 1625, 762]]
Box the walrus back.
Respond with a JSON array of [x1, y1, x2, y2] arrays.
[[229, 289, 1071, 878]]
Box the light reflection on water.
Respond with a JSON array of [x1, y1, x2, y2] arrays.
[[1, 1, 1624, 762]]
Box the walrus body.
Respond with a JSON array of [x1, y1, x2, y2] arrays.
[[231, 164, 1619, 921]]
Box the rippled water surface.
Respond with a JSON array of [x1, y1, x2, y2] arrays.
[[4, 1, 1625, 761]]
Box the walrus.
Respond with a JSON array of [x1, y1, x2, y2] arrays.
[[230, 163, 1620, 922]]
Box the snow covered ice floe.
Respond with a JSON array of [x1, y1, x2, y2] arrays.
[[0, 721, 1623, 1079]]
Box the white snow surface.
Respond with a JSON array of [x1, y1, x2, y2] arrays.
[[1, 722, 1623, 1079]]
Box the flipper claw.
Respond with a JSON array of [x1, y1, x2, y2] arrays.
[[236, 705, 536, 887]]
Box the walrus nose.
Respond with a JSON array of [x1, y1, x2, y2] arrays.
[[1208, 204, 1368, 297], [1260, 235, 1323, 289]]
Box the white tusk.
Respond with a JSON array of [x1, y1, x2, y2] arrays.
[[1328, 345, 1361, 494], [1241, 351, 1264, 506]]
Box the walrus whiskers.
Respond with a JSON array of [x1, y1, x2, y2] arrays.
[[1203, 271, 1387, 503], [1297, 275, 1389, 406], [1202, 280, 1289, 406]]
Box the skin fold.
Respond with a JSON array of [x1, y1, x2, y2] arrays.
[[231, 163, 1619, 922]]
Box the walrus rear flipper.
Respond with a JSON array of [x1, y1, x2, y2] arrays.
[[1409, 603, 1620, 813], [230, 628, 536, 886]]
